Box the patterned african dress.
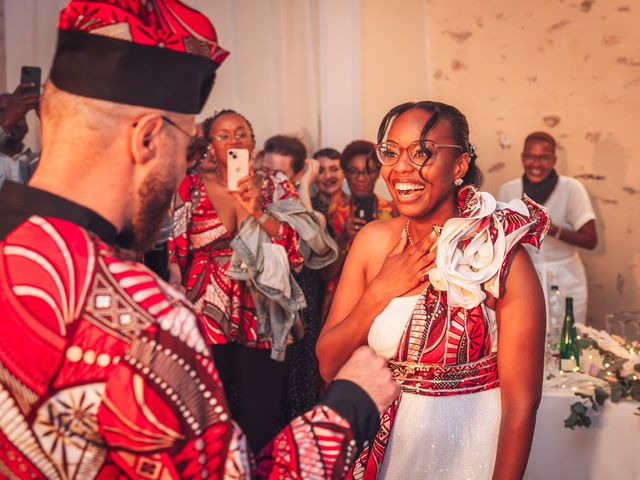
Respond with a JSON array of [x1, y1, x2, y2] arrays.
[[0, 181, 376, 479], [321, 193, 397, 320], [350, 186, 549, 479], [169, 172, 303, 349]]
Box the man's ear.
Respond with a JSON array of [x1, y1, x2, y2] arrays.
[[454, 152, 470, 181], [131, 114, 164, 165]]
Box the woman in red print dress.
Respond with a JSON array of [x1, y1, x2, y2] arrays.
[[169, 110, 335, 453], [317, 101, 548, 479]]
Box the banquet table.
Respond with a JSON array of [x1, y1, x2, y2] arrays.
[[525, 387, 639, 480]]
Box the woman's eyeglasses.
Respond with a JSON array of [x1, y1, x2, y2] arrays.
[[212, 130, 251, 142], [374, 140, 463, 167]]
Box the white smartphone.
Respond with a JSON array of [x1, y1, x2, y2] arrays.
[[227, 148, 250, 191]]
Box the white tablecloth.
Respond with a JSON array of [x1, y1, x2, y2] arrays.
[[525, 388, 640, 480]]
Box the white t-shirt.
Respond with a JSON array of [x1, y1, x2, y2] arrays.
[[498, 175, 596, 264]]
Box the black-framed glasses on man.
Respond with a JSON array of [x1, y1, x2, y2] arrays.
[[375, 140, 463, 167], [161, 115, 198, 159], [521, 153, 555, 163]]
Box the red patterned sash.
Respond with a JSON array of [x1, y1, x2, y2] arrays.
[[388, 353, 499, 397]]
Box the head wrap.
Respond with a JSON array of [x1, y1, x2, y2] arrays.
[[50, 0, 229, 114]]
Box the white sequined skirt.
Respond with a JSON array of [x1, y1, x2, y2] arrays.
[[378, 387, 501, 480]]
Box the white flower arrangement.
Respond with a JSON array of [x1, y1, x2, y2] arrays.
[[559, 323, 640, 429]]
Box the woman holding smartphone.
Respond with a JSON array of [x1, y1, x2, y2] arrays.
[[319, 140, 396, 320], [317, 101, 548, 479], [169, 110, 336, 453]]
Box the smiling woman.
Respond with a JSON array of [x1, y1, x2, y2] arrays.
[[317, 101, 550, 480]]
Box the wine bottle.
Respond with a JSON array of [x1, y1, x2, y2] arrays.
[[559, 297, 579, 372]]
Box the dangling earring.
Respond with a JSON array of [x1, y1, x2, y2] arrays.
[[454, 178, 463, 187]]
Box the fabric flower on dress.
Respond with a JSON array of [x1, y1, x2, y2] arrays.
[[428, 185, 548, 309]]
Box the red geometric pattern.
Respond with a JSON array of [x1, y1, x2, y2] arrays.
[[169, 172, 303, 348], [58, 0, 229, 64], [0, 215, 358, 478], [256, 405, 356, 479]]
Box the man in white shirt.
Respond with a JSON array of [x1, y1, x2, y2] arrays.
[[498, 131, 597, 324]]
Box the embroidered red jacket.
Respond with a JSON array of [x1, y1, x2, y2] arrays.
[[0, 182, 377, 479]]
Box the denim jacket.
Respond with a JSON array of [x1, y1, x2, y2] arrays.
[[228, 199, 338, 360]]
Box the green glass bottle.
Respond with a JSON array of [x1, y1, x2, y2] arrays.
[[559, 297, 579, 372]]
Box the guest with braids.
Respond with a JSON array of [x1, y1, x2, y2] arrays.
[[318, 101, 549, 479], [169, 109, 337, 452]]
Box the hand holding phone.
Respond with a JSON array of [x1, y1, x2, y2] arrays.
[[354, 195, 375, 223], [227, 148, 250, 191], [20, 66, 41, 96]]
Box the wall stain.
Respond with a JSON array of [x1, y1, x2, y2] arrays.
[[575, 173, 606, 180], [451, 59, 466, 71], [543, 115, 561, 127], [487, 162, 506, 173], [617, 56, 640, 66], [527, 75, 538, 82], [623, 76, 640, 88], [594, 195, 619, 205], [603, 35, 620, 45], [547, 20, 571, 33], [580, 0, 594, 12], [585, 132, 602, 143], [616, 273, 625, 295], [622, 186, 640, 195], [497, 131, 511, 149], [442, 30, 472, 43], [617, 5, 630, 11]]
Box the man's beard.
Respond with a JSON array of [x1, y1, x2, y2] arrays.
[[117, 168, 175, 252]]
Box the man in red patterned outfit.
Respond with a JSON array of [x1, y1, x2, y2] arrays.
[[0, 1, 398, 478]]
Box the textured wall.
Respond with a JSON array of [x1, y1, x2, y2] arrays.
[[362, 0, 640, 327]]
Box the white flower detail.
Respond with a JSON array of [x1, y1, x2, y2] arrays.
[[428, 191, 535, 309]]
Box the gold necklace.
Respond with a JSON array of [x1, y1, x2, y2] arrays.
[[405, 220, 443, 247]]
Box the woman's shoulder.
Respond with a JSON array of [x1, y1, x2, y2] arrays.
[[354, 217, 405, 251]]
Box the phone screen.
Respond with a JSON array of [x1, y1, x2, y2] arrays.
[[20, 66, 41, 95], [354, 195, 375, 223], [227, 148, 250, 191]]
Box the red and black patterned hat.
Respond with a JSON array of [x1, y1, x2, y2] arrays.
[[50, 0, 229, 114]]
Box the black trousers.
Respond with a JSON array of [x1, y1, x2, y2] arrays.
[[212, 343, 285, 453]]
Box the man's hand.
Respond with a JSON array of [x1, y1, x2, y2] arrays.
[[0, 84, 40, 132], [333, 346, 399, 414]]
